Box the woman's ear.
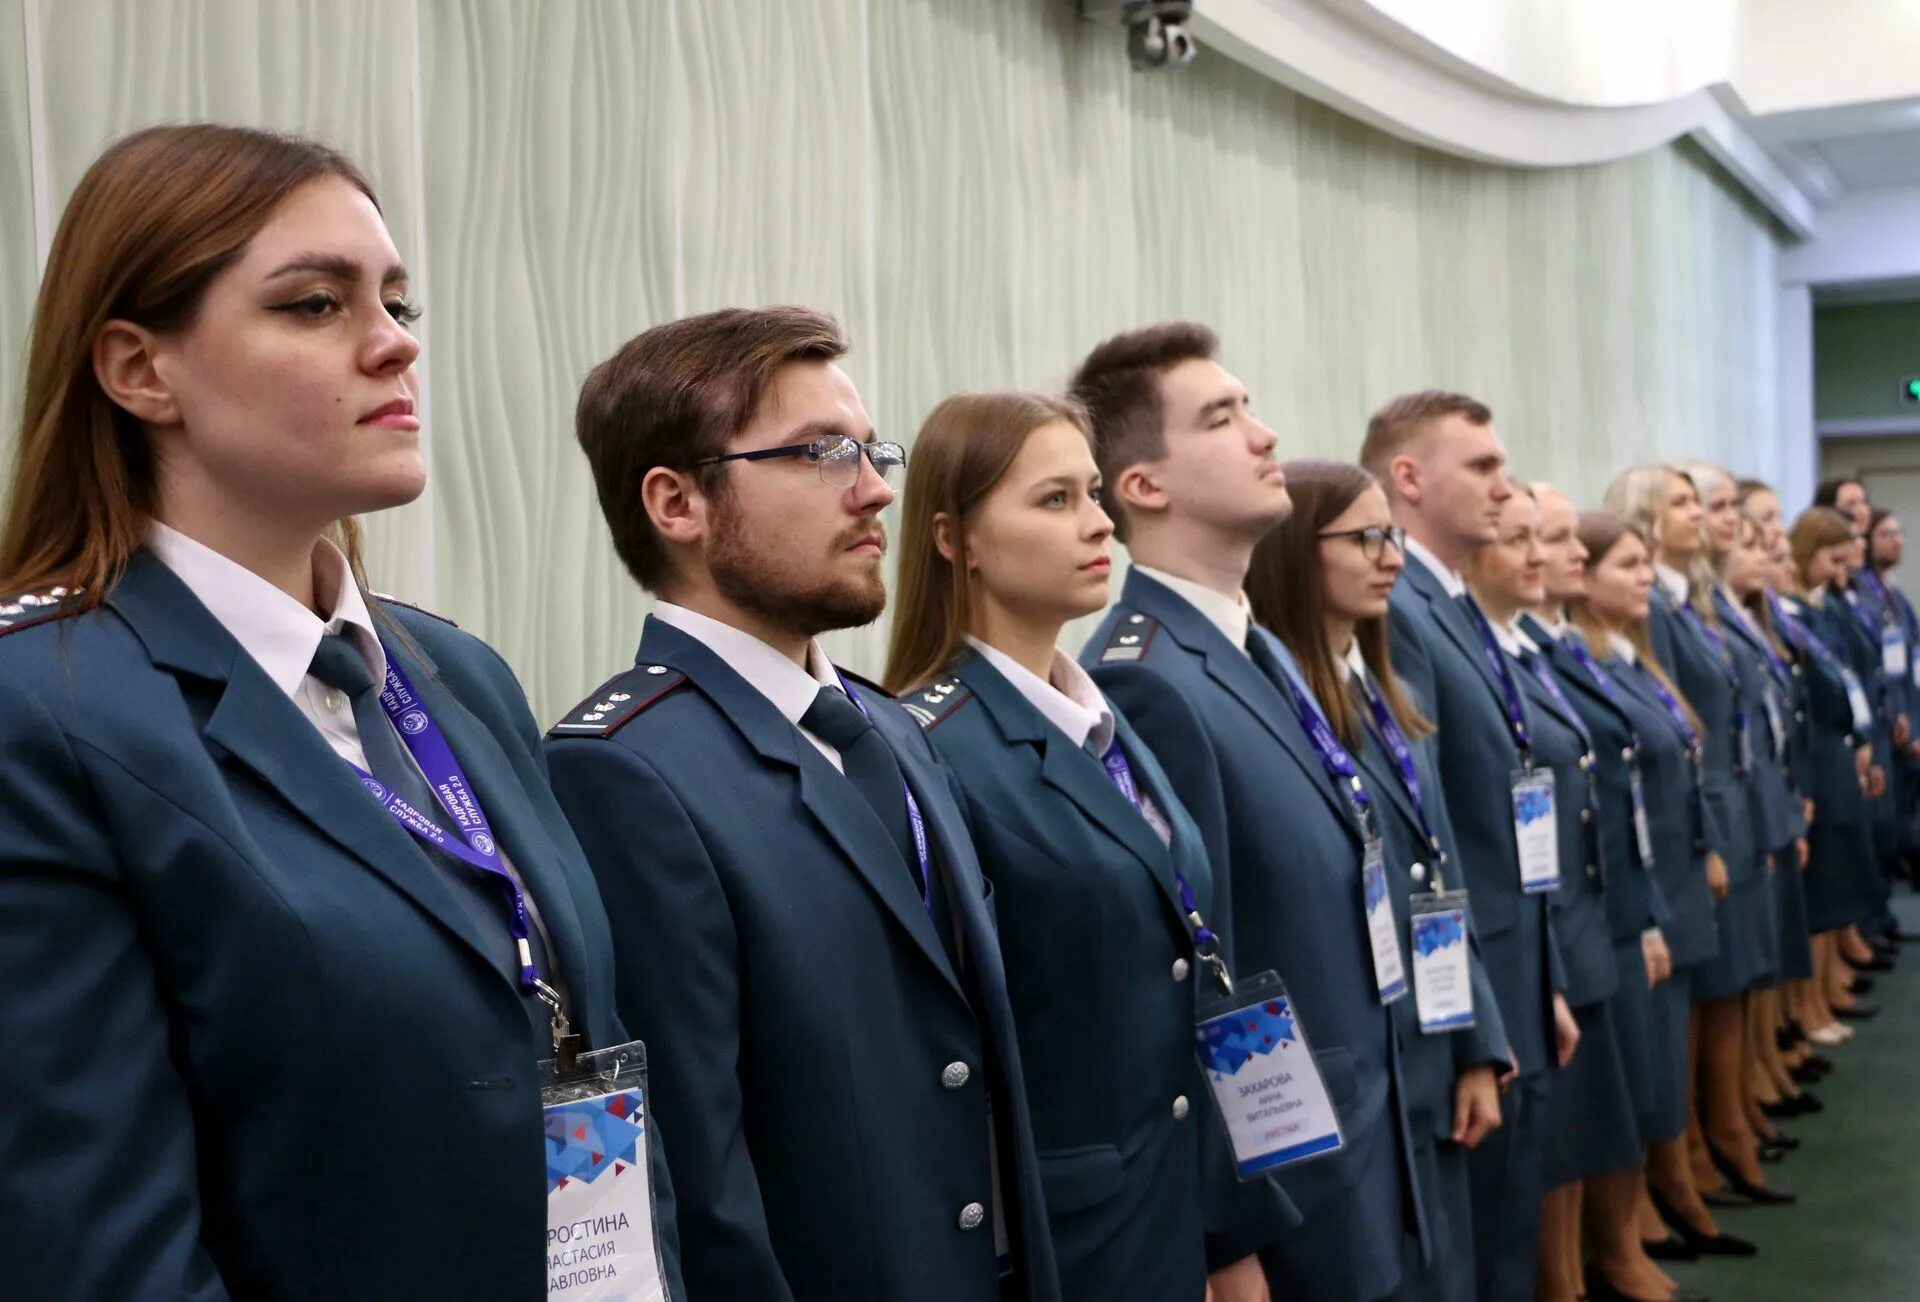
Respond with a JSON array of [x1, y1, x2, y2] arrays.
[[932, 511, 961, 566], [93, 320, 180, 426]]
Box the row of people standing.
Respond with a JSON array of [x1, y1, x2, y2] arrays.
[[2, 123, 1910, 1302]]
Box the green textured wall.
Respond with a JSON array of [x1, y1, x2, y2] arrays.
[[1814, 301, 1920, 422], [0, 0, 1784, 718]]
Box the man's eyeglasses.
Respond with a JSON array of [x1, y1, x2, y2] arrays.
[[1318, 524, 1406, 562], [695, 433, 907, 488]]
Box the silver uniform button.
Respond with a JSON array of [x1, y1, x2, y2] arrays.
[[941, 1061, 970, 1090], [1587, 863, 1599, 878], [1411, 862, 1427, 883], [1580, 808, 1592, 824], [958, 1202, 986, 1231], [325, 689, 345, 713], [1171, 956, 1191, 982], [1172, 1095, 1190, 1120]]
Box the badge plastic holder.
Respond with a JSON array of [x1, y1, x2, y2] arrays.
[[541, 1041, 670, 1301], [1195, 970, 1344, 1178], [1361, 836, 1408, 1004], [1511, 767, 1561, 893], [1410, 889, 1477, 1034]]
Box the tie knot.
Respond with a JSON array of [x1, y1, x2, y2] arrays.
[[308, 633, 378, 698], [801, 685, 874, 752]]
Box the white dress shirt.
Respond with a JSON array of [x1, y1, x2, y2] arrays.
[[1403, 534, 1467, 599], [966, 637, 1113, 752], [1654, 562, 1689, 606], [1609, 633, 1639, 665], [652, 602, 850, 772], [147, 521, 386, 770], [1133, 565, 1253, 651]]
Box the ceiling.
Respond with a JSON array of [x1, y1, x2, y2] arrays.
[[1746, 98, 1920, 204]]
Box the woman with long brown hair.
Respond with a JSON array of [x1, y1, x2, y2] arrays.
[[1245, 459, 1506, 1302], [882, 391, 1288, 1302], [1565, 512, 1758, 1275], [1783, 508, 1885, 1048], [0, 126, 679, 1298]]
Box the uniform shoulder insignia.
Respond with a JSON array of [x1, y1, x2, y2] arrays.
[[0, 586, 86, 639], [547, 664, 686, 739], [371, 592, 459, 627], [901, 676, 973, 730], [1100, 612, 1160, 662]]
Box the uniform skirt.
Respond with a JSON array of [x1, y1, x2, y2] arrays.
[[1772, 842, 1816, 982], [1694, 860, 1772, 1001], [1607, 938, 1680, 1145], [1645, 965, 1695, 1143], [1543, 998, 1643, 1187], [1806, 815, 1880, 933]]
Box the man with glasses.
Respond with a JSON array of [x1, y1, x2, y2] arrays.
[[546, 307, 1059, 1302]]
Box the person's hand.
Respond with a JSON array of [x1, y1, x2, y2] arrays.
[[1894, 714, 1910, 747], [1706, 851, 1730, 901], [1804, 797, 1815, 826], [1451, 1065, 1502, 1149], [1857, 745, 1873, 795], [1796, 836, 1810, 870], [1553, 993, 1581, 1068], [1642, 929, 1672, 987], [1206, 1253, 1270, 1302], [1869, 764, 1888, 799]]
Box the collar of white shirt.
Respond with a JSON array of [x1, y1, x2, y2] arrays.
[[1530, 614, 1565, 641], [1340, 638, 1369, 684], [966, 636, 1114, 752], [145, 520, 384, 695], [1491, 615, 1534, 659], [652, 602, 842, 731], [1609, 632, 1639, 664], [1654, 562, 1689, 605], [1132, 565, 1252, 651], [1403, 534, 1467, 599]]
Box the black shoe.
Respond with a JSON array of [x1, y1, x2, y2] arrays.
[[1849, 975, 1877, 995], [1845, 952, 1895, 972], [1803, 1051, 1833, 1073], [1701, 1186, 1754, 1208], [1706, 1139, 1798, 1204], [1762, 1130, 1801, 1151], [1644, 1232, 1699, 1262], [1762, 1093, 1821, 1118], [1650, 1186, 1760, 1255], [1887, 927, 1920, 943], [1837, 1000, 1880, 1020], [1759, 1142, 1787, 1164], [1789, 1062, 1825, 1085]]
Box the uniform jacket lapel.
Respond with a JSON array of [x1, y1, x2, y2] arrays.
[[1126, 573, 1360, 837], [638, 617, 965, 998], [110, 551, 520, 987]]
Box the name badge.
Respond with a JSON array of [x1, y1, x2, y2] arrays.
[[543, 1042, 670, 1301], [1362, 837, 1408, 1004], [1842, 668, 1873, 735], [1737, 718, 1755, 774], [1883, 628, 1908, 679], [1410, 890, 1476, 1033], [1629, 767, 1654, 865], [1195, 971, 1343, 1177], [1512, 768, 1560, 893]]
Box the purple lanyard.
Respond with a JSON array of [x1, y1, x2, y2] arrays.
[[1638, 662, 1703, 760], [838, 673, 934, 914], [1561, 635, 1646, 758], [1098, 740, 1219, 955], [1460, 595, 1533, 756], [1519, 648, 1591, 751], [354, 655, 544, 992], [1355, 678, 1446, 869], [1769, 592, 1840, 675], [1723, 598, 1790, 686], [1857, 569, 1896, 627], [1279, 668, 1375, 834]]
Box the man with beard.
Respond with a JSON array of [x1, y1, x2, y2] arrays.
[[546, 307, 1059, 1302]]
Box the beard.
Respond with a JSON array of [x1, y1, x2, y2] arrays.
[[708, 505, 888, 640]]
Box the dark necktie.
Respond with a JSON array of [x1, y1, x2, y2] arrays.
[[801, 687, 923, 893], [309, 633, 554, 1038], [309, 634, 450, 832], [1245, 628, 1298, 705]]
